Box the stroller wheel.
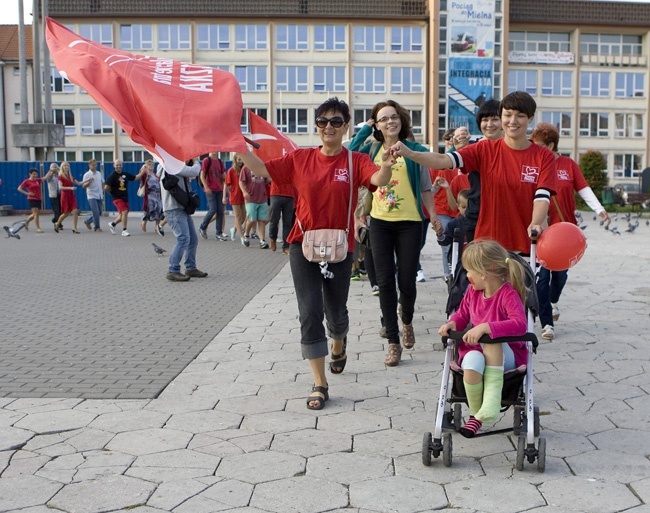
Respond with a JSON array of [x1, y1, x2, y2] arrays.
[[515, 435, 526, 471], [537, 438, 546, 473], [442, 434, 453, 467], [422, 432, 432, 466], [453, 403, 462, 432]]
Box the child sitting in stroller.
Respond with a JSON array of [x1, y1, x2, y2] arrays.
[[438, 239, 528, 438]]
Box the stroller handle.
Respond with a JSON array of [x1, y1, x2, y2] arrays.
[[442, 329, 539, 350]]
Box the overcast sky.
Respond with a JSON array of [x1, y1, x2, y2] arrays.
[[1, 0, 650, 25]]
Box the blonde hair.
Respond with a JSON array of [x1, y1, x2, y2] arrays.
[[461, 239, 527, 302]]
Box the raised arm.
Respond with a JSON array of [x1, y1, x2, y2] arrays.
[[390, 141, 455, 170], [238, 151, 271, 179]]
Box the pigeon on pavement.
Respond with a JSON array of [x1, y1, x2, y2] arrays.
[[152, 243, 167, 255], [3, 221, 26, 239]]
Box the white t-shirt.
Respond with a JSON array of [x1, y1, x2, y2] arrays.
[[83, 170, 104, 200]]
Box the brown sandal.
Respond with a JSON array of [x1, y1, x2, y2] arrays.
[[329, 337, 347, 374], [384, 344, 402, 366]]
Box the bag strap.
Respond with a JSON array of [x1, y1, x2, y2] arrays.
[[551, 196, 566, 222], [345, 148, 353, 234]]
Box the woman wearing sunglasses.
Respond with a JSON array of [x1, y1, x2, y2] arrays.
[[349, 100, 442, 367], [239, 97, 394, 410]]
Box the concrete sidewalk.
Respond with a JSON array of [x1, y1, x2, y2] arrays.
[[1, 213, 649, 513]]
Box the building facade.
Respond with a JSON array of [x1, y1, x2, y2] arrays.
[[3, 0, 650, 182]]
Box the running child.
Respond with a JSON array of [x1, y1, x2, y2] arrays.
[[438, 239, 528, 438]]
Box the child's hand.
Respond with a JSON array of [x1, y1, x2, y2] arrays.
[[438, 321, 456, 337], [434, 177, 450, 189], [462, 323, 490, 345]]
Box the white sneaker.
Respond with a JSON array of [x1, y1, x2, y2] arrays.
[[416, 269, 426, 282], [230, 227, 236, 241], [541, 325, 555, 340], [121, 230, 130, 237], [552, 303, 560, 321], [108, 222, 116, 235], [371, 285, 380, 296]]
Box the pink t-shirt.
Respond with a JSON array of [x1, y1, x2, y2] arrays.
[[239, 165, 268, 204], [449, 281, 528, 367]]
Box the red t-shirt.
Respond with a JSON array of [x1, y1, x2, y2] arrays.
[[431, 168, 460, 217], [270, 180, 296, 199], [265, 147, 378, 249], [239, 166, 268, 204], [19, 178, 42, 201], [201, 157, 224, 192], [454, 139, 556, 253], [450, 173, 470, 199], [225, 167, 244, 205], [550, 156, 588, 226]]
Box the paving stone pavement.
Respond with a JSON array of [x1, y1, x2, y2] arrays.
[[1, 212, 649, 512]]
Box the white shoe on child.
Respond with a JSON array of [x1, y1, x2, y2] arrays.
[[541, 325, 555, 340], [552, 303, 560, 321]]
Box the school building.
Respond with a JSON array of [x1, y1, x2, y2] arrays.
[[2, 0, 650, 182]]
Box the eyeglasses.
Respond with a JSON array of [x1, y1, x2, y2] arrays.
[[377, 114, 400, 124], [315, 116, 345, 128]]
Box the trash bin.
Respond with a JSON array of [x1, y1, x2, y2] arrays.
[[601, 187, 614, 206]]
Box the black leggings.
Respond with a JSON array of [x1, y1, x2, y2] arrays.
[[369, 217, 422, 344]]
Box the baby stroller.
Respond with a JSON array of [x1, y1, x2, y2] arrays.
[[422, 231, 546, 472]]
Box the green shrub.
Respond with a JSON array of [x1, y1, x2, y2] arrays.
[[579, 150, 609, 200]]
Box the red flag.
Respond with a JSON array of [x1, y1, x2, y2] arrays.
[[248, 110, 298, 161], [45, 17, 247, 173]]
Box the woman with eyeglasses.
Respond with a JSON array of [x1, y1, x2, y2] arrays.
[[239, 97, 394, 410], [349, 100, 442, 367]]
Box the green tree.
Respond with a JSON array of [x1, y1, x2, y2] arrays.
[[579, 150, 609, 202]]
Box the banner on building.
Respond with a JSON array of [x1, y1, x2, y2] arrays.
[[508, 51, 574, 65], [447, 0, 495, 135]]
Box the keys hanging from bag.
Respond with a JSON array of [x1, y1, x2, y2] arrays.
[[300, 149, 354, 266]]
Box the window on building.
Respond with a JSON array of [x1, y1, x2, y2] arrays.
[[13, 66, 19, 76], [391, 26, 423, 52], [508, 31, 570, 53], [80, 108, 113, 135], [410, 109, 422, 135], [541, 70, 572, 96], [158, 24, 191, 50], [580, 33, 643, 56], [579, 112, 609, 137], [197, 24, 230, 50], [241, 108, 268, 133], [391, 67, 423, 93], [314, 25, 346, 51], [14, 103, 20, 114], [507, 69, 537, 95], [615, 73, 644, 98], [314, 66, 346, 92], [50, 67, 74, 93], [353, 108, 373, 133], [615, 113, 644, 138], [82, 150, 113, 162], [540, 111, 572, 137], [353, 67, 385, 93], [211, 64, 230, 72], [276, 66, 308, 92], [235, 66, 268, 92], [120, 24, 153, 50], [56, 151, 76, 162], [122, 150, 153, 162], [52, 109, 75, 136], [79, 24, 112, 45], [277, 108, 308, 134], [580, 72, 610, 97], [354, 26, 386, 52], [235, 25, 267, 50], [613, 153, 642, 177], [276, 25, 309, 51]]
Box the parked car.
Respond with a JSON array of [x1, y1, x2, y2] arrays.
[[612, 182, 650, 207]]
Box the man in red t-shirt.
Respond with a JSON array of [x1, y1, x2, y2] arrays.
[[391, 91, 556, 254], [198, 152, 227, 241]]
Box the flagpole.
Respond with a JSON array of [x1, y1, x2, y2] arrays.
[[18, 0, 31, 161]]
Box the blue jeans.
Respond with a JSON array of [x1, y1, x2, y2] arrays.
[[200, 190, 224, 235], [85, 198, 102, 230], [370, 217, 422, 344], [289, 244, 353, 360], [536, 267, 568, 327], [268, 195, 295, 250], [166, 208, 199, 274]]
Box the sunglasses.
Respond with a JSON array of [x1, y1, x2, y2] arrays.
[[444, 136, 453, 141], [316, 116, 345, 128]]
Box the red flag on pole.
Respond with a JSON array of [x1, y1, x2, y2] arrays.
[[248, 110, 299, 161], [45, 17, 247, 173]]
